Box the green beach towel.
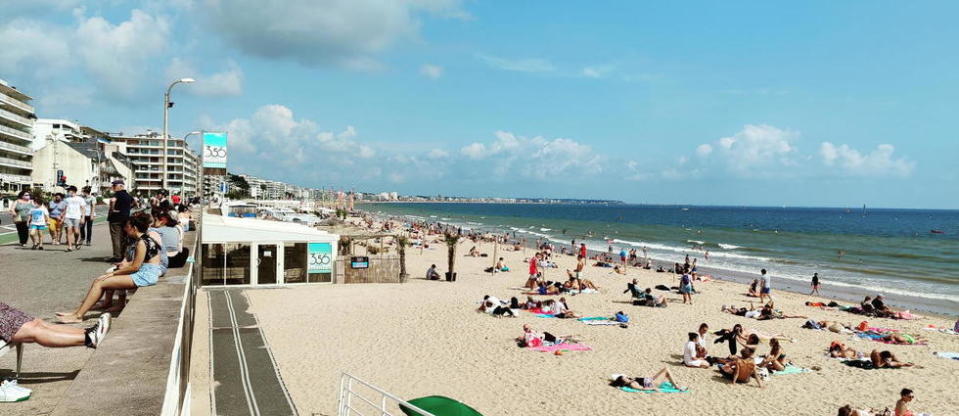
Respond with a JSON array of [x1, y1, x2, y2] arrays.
[[619, 382, 687, 394], [400, 395, 483, 416], [577, 316, 610, 321], [771, 365, 811, 375]]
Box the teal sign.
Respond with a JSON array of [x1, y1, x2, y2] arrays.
[[202, 132, 228, 168], [308, 242, 333, 273]]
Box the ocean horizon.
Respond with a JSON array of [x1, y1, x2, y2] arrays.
[[362, 202, 959, 314]]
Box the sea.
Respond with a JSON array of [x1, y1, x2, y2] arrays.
[[361, 203, 959, 315]]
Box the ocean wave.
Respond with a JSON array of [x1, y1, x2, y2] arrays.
[[540, 228, 552, 232], [718, 243, 741, 250], [687, 240, 705, 245]]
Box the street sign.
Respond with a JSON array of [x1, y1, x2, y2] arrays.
[[202, 132, 227, 169]]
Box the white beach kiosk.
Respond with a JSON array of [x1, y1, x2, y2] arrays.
[[200, 210, 340, 286]]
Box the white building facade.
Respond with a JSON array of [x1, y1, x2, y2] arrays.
[[110, 132, 199, 195], [0, 79, 35, 192]]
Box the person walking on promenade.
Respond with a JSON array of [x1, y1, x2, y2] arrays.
[[8, 190, 33, 247], [759, 268, 773, 304], [62, 186, 88, 252], [48, 193, 67, 245], [810, 272, 822, 296], [27, 196, 50, 250], [107, 180, 133, 262], [79, 186, 96, 246]]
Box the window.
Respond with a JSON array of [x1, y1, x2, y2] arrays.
[[283, 243, 307, 283]]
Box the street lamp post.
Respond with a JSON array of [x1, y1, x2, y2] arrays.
[[162, 78, 195, 191]]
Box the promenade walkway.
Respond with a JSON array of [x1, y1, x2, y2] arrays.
[[1, 221, 194, 415]]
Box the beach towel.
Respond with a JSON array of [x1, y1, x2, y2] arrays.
[[619, 382, 687, 394], [577, 317, 610, 321], [841, 360, 899, 370], [527, 308, 549, 314], [585, 321, 621, 326], [770, 365, 811, 375], [535, 314, 557, 318], [933, 352, 959, 361], [528, 343, 591, 353], [922, 326, 959, 336]]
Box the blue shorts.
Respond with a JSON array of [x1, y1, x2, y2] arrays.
[[29, 224, 47, 231], [761, 287, 771, 294], [680, 284, 693, 294], [130, 263, 164, 287]]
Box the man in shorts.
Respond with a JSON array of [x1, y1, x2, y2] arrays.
[[47, 193, 67, 245], [759, 268, 772, 304], [61, 186, 88, 252]]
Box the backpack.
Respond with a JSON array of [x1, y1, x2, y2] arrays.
[[614, 312, 629, 323]]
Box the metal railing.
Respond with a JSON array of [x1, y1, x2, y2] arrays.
[[0, 155, 31, 168], [338, 373, 436, 416], [0, 107, 32, 127], [0, 92, 34, 114], [0, 124, 31, 141], [0, 140, 30, 154], [160, 215, 201, 416]]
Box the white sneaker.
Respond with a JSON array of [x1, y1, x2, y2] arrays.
[[97, 313, 111, 343], [0, 379, 31, 402]]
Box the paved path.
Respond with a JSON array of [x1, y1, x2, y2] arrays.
[[207, 289, 298, 416], [0, 222, 114, 415]]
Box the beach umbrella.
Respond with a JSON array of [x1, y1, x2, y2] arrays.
[[400, 395, 483, 416]]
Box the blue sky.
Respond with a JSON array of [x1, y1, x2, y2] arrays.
[[2, 1, 957, 208]]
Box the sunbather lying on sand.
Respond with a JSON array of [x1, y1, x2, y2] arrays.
[[517, 324, 578, 347], [837, 405, 892, 416], [870, 350, 913, 368], [609, 368, 688, 392], [829, 341, 864, 359], [756, 303, 807, 320]]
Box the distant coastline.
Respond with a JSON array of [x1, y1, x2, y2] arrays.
[[362, 199, 625, 205]]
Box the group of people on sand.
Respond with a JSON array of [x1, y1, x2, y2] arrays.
[[680, 322, 796, 384], [478, 295, 583, 319], [722, 301, 808, 320], [838, 389, 927, 416]]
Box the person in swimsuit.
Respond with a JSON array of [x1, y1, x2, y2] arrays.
[[56, 215, 164, 323], [895, 388, 919, 416], [810, 272, 822, 295], [719, 347, 763, 387], [760, 338, 787, 372], [870, 350, 913, 368], [609, 368, 688, 392], [829, 342, 864, 359], [837, 405, 892, 416]]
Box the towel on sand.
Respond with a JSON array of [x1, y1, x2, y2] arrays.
[[619, 382, 687, 394], [585, 321, 621, 326], [933, 352, 959, 361], [771, 365, 811, 375], [577, 316, 610, 321], [528, 343, 591, 353], [535, 314, 557, 318]]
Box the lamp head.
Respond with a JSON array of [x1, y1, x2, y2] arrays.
[[179, 78, 196, 83]]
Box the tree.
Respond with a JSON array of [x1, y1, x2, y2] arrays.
[[396, 235, 410, 282], [443, 232, 461, 281]]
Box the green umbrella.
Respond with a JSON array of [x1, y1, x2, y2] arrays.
[[400, 395, 483, 416]]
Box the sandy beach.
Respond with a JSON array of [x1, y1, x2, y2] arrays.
[[191, 224, 959, 416]]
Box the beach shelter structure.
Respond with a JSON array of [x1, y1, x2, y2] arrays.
[[200, 211, 339, 286]]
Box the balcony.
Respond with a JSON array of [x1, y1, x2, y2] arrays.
[[0, 140, 31, 155], [0, 107, 33, 128], [0, 93, 34, 115], [0, 123, 31, 142], [0, 172, 31, 183], [0, 155, 32, 169]]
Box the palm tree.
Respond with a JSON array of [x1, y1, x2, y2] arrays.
[[397, 235, 410, 282], [443, 232, 461, 281]]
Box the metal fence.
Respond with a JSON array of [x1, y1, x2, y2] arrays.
[[160, 216, 201, 416], [338, 373, 435, 416]]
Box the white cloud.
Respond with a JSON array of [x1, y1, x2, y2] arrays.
[[458, 130, 602, 180], [166, 58, 244, 97], [582, 65, 615, 79], [427, 148, 449, 159], [820, 142, 914, 177], [202, 0, 465, 69], [420, 64, 443, 79], [695, 143, 713, 157], [0, 19, 72, 77], [705, 124, 799, 175], [475, 53, 555, 73], [75, 10, 171, 99], [460, 142, 486, 159]]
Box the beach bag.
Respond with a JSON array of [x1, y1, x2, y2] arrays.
[[857, 321, 869, 331], [680, 274, 691, 286], [655, 284, 671, 291], [802, 320, 822, 330], [614, 312, 629, 323]]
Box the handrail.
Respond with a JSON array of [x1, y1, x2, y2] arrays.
[[0, 107, 33, 127], [0, 92, 35, 114], [0, 123, 31, 141], [338, 373, 437, 416], [0, 139, 30, 154]]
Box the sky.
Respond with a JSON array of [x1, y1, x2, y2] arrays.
[[2, 1, 957, 209]]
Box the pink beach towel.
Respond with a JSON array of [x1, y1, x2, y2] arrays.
[[529, 343, 592, 353]]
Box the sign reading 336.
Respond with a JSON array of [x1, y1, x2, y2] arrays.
[[202, 132, 228, 168]]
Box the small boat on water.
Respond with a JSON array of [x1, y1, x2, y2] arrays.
[[930, 229, 945, 234]]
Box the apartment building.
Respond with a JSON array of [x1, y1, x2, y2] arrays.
[[110, 131, 200, 195], [0, 79, 36, 192]]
